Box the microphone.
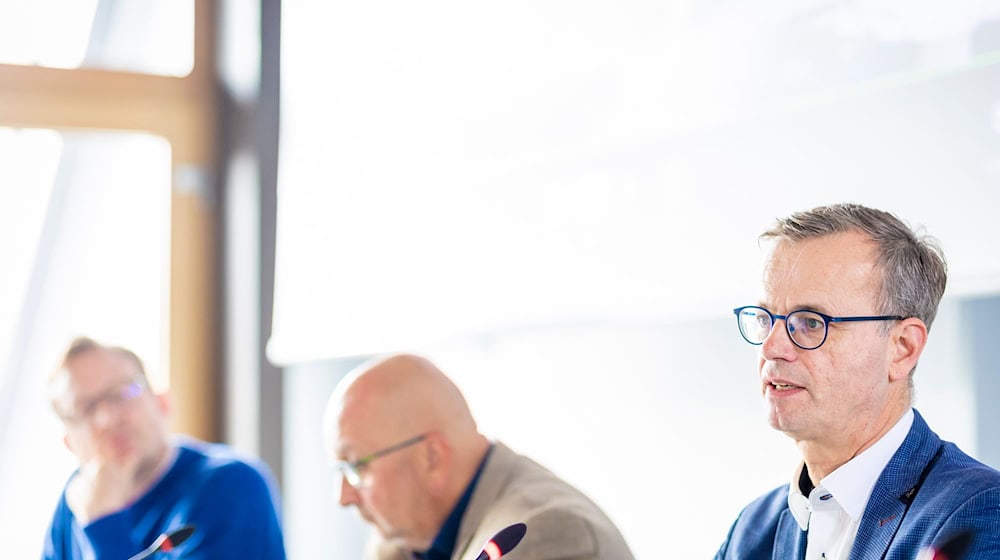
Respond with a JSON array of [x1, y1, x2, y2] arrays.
[[474, 523, 527, 560], [127, 525, 196, 560], [916, 530, 974, 560]]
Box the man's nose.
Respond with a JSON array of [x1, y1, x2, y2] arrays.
[[761, 319, 797, 361], [339, 475, 360, 507]]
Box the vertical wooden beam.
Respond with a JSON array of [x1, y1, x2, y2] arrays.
[[168, 170, 218, 441], [168, 0, 220, 441]]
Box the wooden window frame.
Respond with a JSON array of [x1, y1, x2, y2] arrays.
[[0, 0, 221, 440]]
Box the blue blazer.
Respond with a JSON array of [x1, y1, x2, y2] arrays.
[[715, 410, 1000, 560]]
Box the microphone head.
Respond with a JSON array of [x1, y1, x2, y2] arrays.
[[167, 525, 196, 547], [128, 525, 197, 560], [158, 525, 196, 552], [477, 523, 527, 560]]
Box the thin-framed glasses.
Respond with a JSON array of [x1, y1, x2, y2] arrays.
[[733, 306, 905, 350], [334, 433, 427, 488], [61, 379, 146, 425]]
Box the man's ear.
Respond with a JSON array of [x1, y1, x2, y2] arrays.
[[155, 390, 171, 416], [63, 434, 74, 455], [889, 317, 928, 382], [422, 431, 452, 494]]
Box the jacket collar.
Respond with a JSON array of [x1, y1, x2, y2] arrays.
[[452, 441, 516, 560]]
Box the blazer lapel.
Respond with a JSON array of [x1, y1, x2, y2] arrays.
[[774, 510, 807, 560], [451, 443, 514, 560], [850, 487, 908, 560], [850, 410, 941, 560]]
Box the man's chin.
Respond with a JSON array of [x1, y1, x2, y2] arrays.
[[99, 432, 136, 456], [378, 526, 429, 551], [95, 445, 142, 475]]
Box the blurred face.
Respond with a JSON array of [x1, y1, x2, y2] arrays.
[[332, 414, 435, 550], [757, 232, 898, 446], [52, 347, 170, 472]]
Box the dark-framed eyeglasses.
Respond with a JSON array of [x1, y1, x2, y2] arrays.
[[733, 306, 906, 350], [334, 433, 427, 488], [60, 379, 146, 425]]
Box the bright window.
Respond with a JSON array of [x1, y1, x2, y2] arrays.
[[0, 0, 194, 76]]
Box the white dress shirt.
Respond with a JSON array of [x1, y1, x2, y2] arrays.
[[787, 409, 914, 560]]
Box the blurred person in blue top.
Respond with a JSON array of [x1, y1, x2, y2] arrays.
[[42, 336, 286, 559], [716, 203, 1000, 560]]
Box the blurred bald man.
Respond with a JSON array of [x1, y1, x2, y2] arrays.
[[323, 354, 635, 560]]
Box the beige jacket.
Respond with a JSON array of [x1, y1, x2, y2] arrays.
[[367, 442, 635, 560]]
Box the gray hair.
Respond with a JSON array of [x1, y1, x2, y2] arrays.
[[760, 203, 948, 331]]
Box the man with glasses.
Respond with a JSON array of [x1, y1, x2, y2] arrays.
[[715, 204, 1000, 559], [42, 337, 286, 559], [323, 353, 634, 560]]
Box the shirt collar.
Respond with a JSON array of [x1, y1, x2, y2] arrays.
[[787, 463, 813, 530], [414, 444, 494, 560], [786, 409, 914, 528]]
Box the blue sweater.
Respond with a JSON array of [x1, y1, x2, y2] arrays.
[[43, 439, 286, 559]]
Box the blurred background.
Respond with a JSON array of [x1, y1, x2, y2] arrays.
[[2, 0, 999, 557]]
